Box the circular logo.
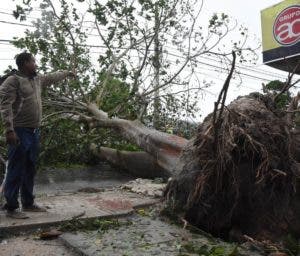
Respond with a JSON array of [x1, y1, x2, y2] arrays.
[[273, 5, 300, 46]]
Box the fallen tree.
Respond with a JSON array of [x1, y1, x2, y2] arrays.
[[90, 145, 171, 179], [87, 92, 300, 242], [49, 53, 300, 242]]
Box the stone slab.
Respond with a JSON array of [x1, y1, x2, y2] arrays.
[[0, 213, 266, 256], [0, 234, 78, 256], [60, 216, 190, 256], [0, 190, 158, 236], [60, 215, 264, 256]]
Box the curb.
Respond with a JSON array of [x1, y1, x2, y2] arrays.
[[0, 200, 159, 237], [58, 202, 160, 256], [59, 235, 89, 256], [0, 210, 133, 237]]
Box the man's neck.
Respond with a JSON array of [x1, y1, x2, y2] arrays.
[[18, 69, 37, 79]]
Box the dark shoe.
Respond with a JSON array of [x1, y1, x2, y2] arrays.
[[6, 209, 29, 219], [23, 204, 47, 212]]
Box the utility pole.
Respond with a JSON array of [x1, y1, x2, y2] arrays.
[[153, 2, 161, 129]]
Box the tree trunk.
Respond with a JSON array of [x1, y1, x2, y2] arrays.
[[90, 145, 171, 179], [86, 103, 188, 173]]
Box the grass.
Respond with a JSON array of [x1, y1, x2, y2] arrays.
[[179, 242, 240, 256], [59, 217, 132, 234]]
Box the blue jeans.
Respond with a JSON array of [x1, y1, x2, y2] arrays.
[[4, 127, 39, 211]]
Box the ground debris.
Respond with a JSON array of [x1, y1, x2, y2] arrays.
[[121, 178, 166, 197], [60, 214, 264, 256], [77, 187, 105, 193], [39, 229, 63, 240]]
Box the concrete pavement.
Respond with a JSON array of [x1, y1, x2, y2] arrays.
[[0, 189, 158, 236]]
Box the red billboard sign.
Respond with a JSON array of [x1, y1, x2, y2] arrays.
[[273, 5, 300, 46]]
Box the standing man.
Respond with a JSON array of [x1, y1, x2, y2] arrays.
[[0, 52, 74, 219]]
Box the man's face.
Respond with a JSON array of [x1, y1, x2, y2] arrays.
[[24, 56, 37, 75]]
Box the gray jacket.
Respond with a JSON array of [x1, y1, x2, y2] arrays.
[[0, 71, 70, 132]]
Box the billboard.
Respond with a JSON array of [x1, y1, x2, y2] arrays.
[[261, 0, 300, 73]]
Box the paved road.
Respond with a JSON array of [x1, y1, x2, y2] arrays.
[[35, 163, 133, 195]]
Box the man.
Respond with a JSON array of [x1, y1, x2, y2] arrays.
[[0, 52, 74, 219]]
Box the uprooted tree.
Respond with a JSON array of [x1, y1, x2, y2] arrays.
[[5, 0, 300, 242], [68, 53, 300, 241]]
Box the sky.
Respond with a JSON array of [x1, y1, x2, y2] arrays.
[[0, 0, 297, 120], [195, 0, 289, 118], [204, 0, 280, 34]]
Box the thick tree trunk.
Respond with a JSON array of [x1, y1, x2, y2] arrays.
[[90, 145, 171, 179], [86, 103, 188, 173]]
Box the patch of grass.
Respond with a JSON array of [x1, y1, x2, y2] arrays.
[[180, 242, 240, 256], [136, 208, 152, 217], [136, 205, 161, 218]]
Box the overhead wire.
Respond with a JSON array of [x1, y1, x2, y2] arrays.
[[0, 8, 294, 83], [0, 37, 281, 84]]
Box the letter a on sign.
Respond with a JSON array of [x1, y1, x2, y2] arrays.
[[274, 5, 300, 46]]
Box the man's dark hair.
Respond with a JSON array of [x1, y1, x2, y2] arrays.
[[15, 52, 33, 69]]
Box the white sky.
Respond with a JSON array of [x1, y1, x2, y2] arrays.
[[0, 0, 297, 120]]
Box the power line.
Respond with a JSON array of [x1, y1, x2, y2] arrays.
[[196, 54, 286, 80], [0, 20, 34, 27], [0, 10, 102, 37], [167, 59, 264, 88], [0, 38, 109, 49], [163, 45, 287, 80], [0, 9, 289, 80], [0, 9, 292, 82], [165, 51, 273, 82], [0, 38, 282, 83]]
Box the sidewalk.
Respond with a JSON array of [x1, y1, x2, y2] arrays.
[[0, 178, 267, 256], [0, 189, 158, 236]]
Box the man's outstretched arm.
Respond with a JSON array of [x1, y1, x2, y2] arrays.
[[40, 70, 75, 87]]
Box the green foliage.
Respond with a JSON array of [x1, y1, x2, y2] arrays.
[[275, 94, 290, 109], [209, 13, 229, 29], [12, 0, 93, 95], [38, 119, 98, 166], [13, 4, 31, 21], [261, 80, 300, 130], [265, 80, 285, 92], [263, 80, 291, 110], [180, 242, 240, 256], [89, 72, 137, 119], [96, 129, 141, 152]]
